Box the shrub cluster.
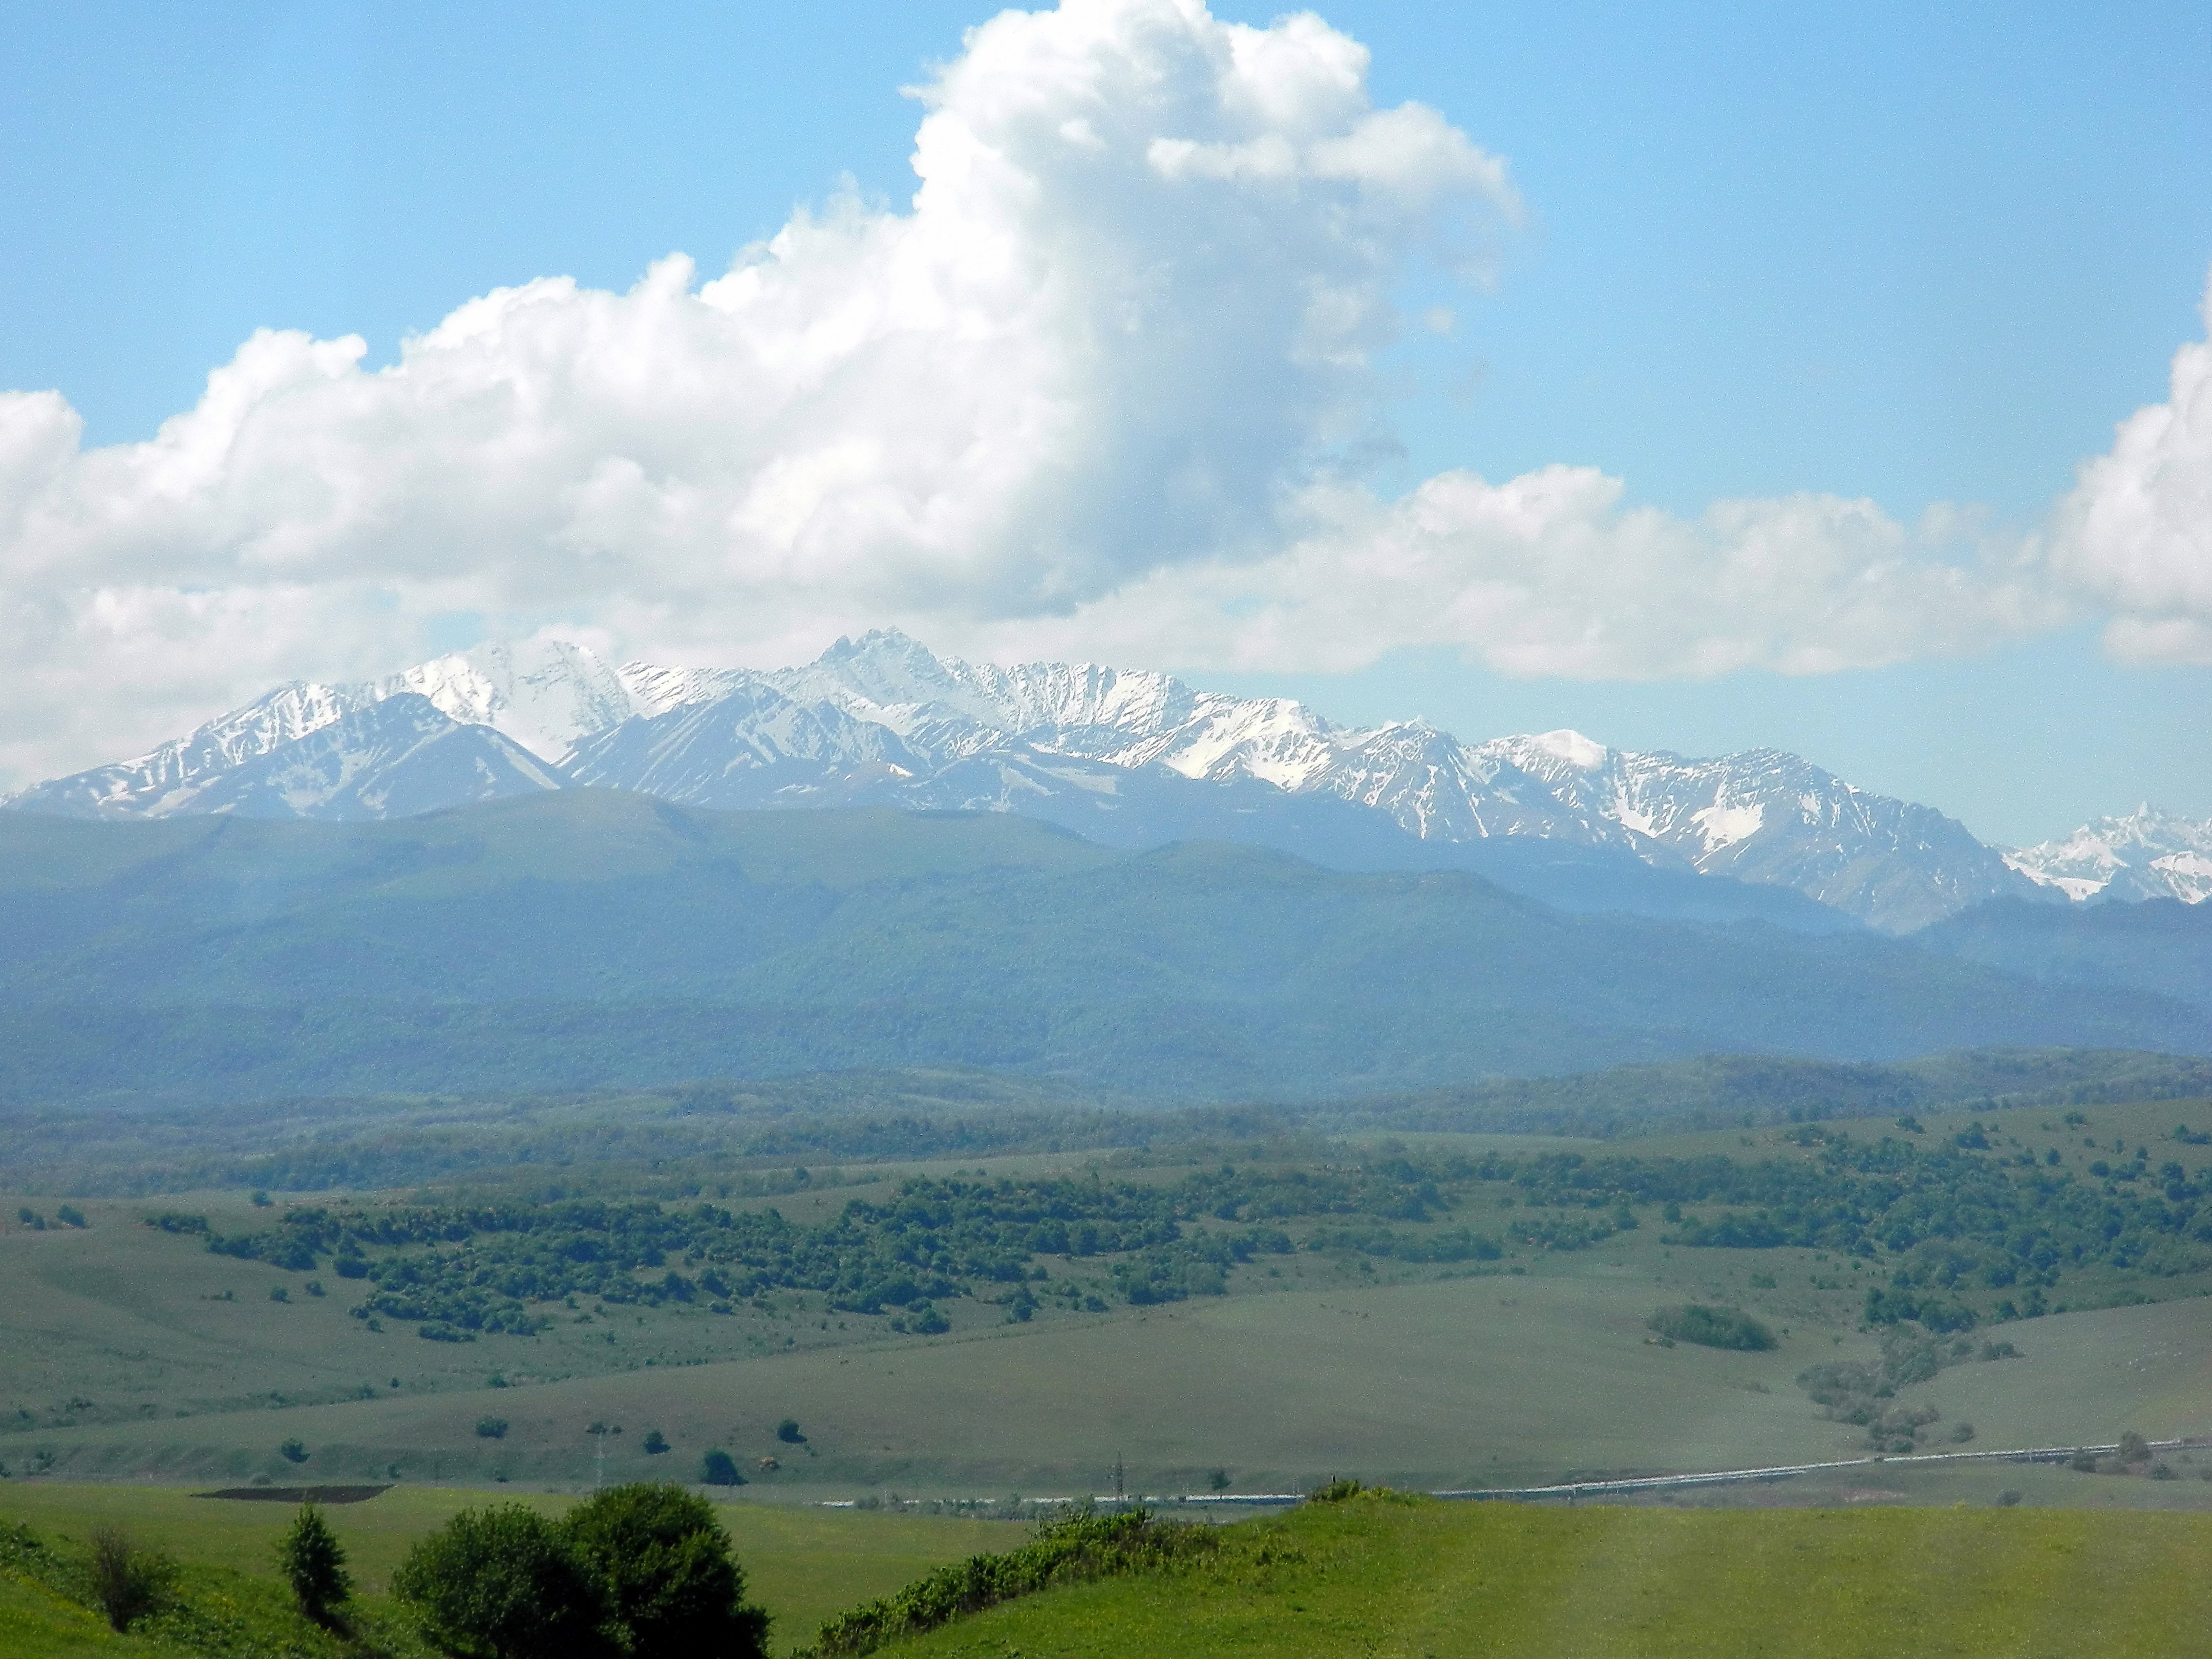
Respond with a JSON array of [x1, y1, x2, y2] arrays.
[[806, 1508, 1217, 1657], [393, 1483, 768, 1659], [1646, 1304, 1776, 1351]]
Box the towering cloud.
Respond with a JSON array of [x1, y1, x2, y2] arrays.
[[0, 0, 2198, 788], [2053, 276, 2212, 666]]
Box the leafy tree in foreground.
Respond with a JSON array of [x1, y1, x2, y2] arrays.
[[392, 1504, 607, 1659], [562, 1483, 770, 1658], [276, 1503, 351, 1626]]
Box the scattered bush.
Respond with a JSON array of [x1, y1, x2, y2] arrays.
[[280, 1438, 309, 1464], [812, 1508, 1217, 1657], [1646, 1304, 1776, 1351], [560, 1483, 769, 1658], [642, 1429, 670, 1455], [700, 1449, 745, 1487], [276, 1503, 351, 1626], [1997, 1489, 2022, 1506], [2119, 1431, 2152, 1465], [776, 1419, 806, 1445], [476, 1417, 509, 1440], [85, 1526, 175, 1632], [393, 1503, 608, 1659], [56, 1205, 87, 1228]]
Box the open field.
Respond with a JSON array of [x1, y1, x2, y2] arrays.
[[0, 1483, 1009, 1657], [6, 1093, 2212, 1497], [886, 1495, 2212, 1657]]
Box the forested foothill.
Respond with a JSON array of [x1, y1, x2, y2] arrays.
[[130, 1078, 2212, 1371]]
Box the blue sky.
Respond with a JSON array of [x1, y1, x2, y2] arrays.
[[3, 0, 2208, 843]]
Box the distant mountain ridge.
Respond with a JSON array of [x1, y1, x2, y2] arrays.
[[9, 630, 2198, 932], [2005, 806, 2212, 906], [0, 796, 2200, 1104]]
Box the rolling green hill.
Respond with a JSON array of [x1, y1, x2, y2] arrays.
[[0, 795, 2201, 1103], [859, 1494, 2212, 1658]]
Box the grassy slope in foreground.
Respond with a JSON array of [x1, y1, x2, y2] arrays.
[[0, 1484, 1008, 1658], [885, 1494, 2212, 1658]]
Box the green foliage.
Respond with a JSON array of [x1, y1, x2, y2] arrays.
[[280, 1438, 309, 1463], [699, 1449, 745, 1487], [121, 1114, 2212, 1345], [776, 1420, 806, 1444], [1306, 1477, 1366, 1503], [1646, 1304, 1776, 1351], [560, 1483, 769, 1659], [475, 1418, 508, 1440], [807, 1508, 1219, 1657], [392, 1503, 608, 1659], [275, 1503, 351, 1625], [642, 1429, 669, 1455], [83, 1526, 175, 1632]]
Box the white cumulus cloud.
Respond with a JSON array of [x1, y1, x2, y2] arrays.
[[0, 0, 2196, 789], [2051, 274, 2212, 666]]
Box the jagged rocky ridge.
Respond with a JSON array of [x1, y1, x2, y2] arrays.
[[9, 631, 2194, 932]]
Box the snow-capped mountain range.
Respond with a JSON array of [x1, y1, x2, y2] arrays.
[[9, 632, 2203, 932]]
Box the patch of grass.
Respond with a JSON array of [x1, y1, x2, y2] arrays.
[[882, 1497, 2212, 1657]]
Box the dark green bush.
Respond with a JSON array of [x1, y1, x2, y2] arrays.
[[276, 1503, 351, 1626], [393, 1504, 608, 1659], [85, 1526, 176, 1632], [700, 1449, 746, 1487], [1646, 1304, 1776, 1351], [560, 1483, 768, 1658], [810, 1509, 1216, 1657]]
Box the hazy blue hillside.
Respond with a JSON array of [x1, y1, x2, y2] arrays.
[[0, 794, 2200, 1104], [1916, 897, 2212, 1011]]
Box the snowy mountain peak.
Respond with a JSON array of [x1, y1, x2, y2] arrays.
[[1525, 729, 1610, 771], [2007, 807, 2212, 905], [8, 627, 2166, 932], [384, 638, 638, 761]]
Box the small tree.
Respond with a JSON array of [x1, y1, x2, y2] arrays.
[[86, 1527, 175, 1632], [392, 1504, 607, 1659], [699, 1449, 745, 1487], [643, 1429, 670, 1455], [2119, 1431, 2152, 1464], [775, 1419, 805, 1444], [280, 1438, 310, 1464], [277, 1503, 351, 1626], [561, 1483, 770, 1659]]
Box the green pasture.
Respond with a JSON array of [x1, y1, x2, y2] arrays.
[[0, 1483, 1009, 1656], [888, 1495, 2212, 1658], [7, 1094, 2212, 1497]]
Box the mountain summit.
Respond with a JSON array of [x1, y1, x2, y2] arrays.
[[1, 630, 2153, 933]]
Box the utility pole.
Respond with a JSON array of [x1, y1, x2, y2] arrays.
[[1112, 1455, 1125, 1503]]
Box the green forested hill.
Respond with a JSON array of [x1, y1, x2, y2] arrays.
[[0, 795, 2201, 1102]]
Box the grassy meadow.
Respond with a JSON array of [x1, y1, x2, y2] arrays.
[[883, 1494, 2212, 1658], [7, 1093, 2212, 1497]]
